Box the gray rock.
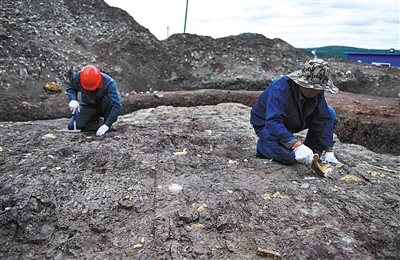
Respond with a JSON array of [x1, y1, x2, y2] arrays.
[[0, 103, 399, 259]]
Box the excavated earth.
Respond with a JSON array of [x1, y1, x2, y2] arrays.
[[1, 0, 400, 259]]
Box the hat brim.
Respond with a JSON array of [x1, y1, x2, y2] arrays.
[[288, 70, 339, 94]]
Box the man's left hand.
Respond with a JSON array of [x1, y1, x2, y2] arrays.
[[96, 124, 109, 136]]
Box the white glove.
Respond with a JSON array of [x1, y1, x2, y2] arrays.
[[294, 144, 314, 165], [96, 124, 109, 136], [324, 151, 340, 164], [69, 100, 80, 114]]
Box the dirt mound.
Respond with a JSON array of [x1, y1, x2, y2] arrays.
[[1, 0, 399, 104]]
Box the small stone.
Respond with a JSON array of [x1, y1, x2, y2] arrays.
[[154, 93, 164, 99], [273, 192, 282, 198], [42, 133, 56, 140], [197, 205, 208, 211], [300, 183, 310, 189], [133, 244, 143, 249], [262, 194, 271, 200], [169, 183, 183, 195], [340, 175, 361, 182], [190, 223, 204, 229]]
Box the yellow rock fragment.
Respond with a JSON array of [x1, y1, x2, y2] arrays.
[[222, 119, 232, 122], [86, 196, 92, 201], [190, 223, 204, 229], [262, 194, 271, 200], [340, 175, 361, 182], [367, 171, 385, 178], [256, 247, 281, 259], [17, 159, 25, 166], [273, 192, 282, 199], [42, 133, 56, 140], [382, 193, 391, 197], [140, 237, 145, 243], [0, 147, 3, 152], [173, 148, 187, 156], [197, 205, 208, 212]]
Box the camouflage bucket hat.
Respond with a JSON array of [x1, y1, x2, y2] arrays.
[[288, 59, 339, 94]]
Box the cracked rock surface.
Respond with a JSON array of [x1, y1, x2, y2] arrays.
[[1, 103, 399, 259]]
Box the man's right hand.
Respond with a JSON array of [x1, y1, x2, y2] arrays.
[[294, 144, 314, 165], [69, 100, 80, 114]]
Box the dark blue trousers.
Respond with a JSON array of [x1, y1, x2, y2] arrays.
[[256, 106, 336, 165], [68, 96, 111, 131]]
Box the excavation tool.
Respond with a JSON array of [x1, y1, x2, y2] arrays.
[[64, 113, 81, 133], [311, 154, 330, 177]]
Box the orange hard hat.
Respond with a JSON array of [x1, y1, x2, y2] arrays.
[[80, 65, 102, 91]]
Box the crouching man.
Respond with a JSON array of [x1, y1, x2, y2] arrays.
[[250, 59, 341, 166], [67, 65, 122, 136]]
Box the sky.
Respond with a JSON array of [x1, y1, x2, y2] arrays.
[[104, 0, 400, 50]]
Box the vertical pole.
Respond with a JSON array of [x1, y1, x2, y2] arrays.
[[167, 26, 169, 38], [184, 0, 189, 33]]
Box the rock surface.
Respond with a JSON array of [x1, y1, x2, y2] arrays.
[[0, 103, 399, 259], [1, 0, 399, 155]]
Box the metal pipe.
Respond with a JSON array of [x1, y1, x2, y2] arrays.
[[184, 0, 189, 33]]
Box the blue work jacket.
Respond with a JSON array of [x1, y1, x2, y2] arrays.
[[250, 76, 334, 150], [67, 72, 122, 127]]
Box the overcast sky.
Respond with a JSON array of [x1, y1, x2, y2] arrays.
[[104, 0, 399, 50]]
